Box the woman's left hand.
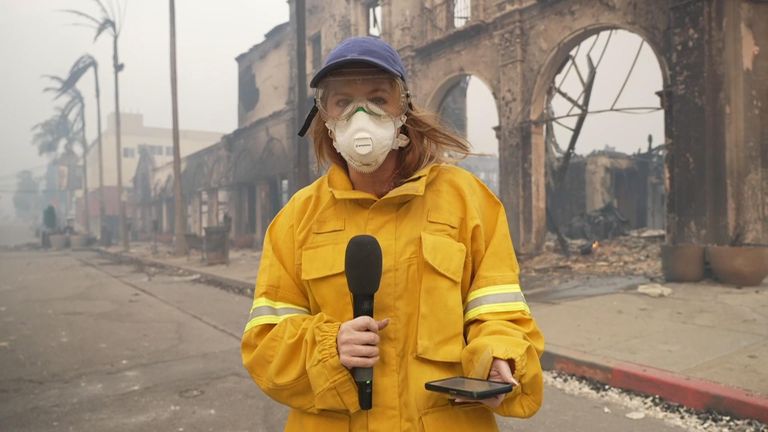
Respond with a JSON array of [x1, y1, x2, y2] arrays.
[[455, 358, 517, 408]]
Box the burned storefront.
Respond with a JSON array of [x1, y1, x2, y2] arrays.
[[132, 22, 294, 249], [198, 115, 292, 249], [134, 119, 292, 249]]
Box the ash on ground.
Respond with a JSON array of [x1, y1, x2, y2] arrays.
[[545, 371, 767, 432]]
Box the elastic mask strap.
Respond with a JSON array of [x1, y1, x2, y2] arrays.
[[297, 105, 319, 137]]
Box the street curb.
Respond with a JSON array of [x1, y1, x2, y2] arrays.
[[92, 248, 255, 298], [541, 344, 768, 423]]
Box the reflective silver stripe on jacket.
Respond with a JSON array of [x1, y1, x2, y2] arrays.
[[464, 284, 529, 322], [244, 297, 310, 332]]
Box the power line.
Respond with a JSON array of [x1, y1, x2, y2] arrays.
[[531, 106, 662, 125], [610, 39, 645, 109], [565, 30, 614, 117]]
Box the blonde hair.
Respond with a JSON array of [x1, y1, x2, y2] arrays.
[[310, 104, 472, 182]]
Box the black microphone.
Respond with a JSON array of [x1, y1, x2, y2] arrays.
[[344, 234, 382, 411]]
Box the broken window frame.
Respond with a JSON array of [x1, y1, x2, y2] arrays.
[[310, 32, 322, 73], [541, 31, 661, 127], [542, 30, 663, 256], [453, 0, 471, 28], [366, 0, 382, 37]]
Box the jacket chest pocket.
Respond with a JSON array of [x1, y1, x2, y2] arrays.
[[417, 232, 467, 363], [301, 242, 351, 320]]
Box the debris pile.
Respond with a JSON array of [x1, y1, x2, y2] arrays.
[[564, 203, 630, 240], [520, 229, 664, 280]]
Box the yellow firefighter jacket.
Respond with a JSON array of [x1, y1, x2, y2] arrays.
[[241, 163, 544, 431]]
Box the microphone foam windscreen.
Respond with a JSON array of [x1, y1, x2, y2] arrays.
[[345, 235, 382, 296]]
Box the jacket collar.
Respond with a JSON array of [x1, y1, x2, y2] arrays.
[[327, 163, 435, 202]]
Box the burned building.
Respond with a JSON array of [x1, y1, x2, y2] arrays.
[[550, 148, 666, 240], [135, 23, 294, 247], [287, 0, 766, 253], [137, 0, 766, 255]]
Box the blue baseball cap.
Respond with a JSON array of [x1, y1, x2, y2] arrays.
[[309, 36, 407, 87], [299, 36, 408, 136]]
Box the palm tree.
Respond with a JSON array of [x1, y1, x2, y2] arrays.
[[31, 110, 77, 157], [31, 102, 81, 227], [65, 0, 128, 250], [56, 54, 106, 242], [44, 75, 91, 235], [33, 78, 83, 157]]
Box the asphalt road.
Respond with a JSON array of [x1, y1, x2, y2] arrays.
[[0, 250, 690, 431]]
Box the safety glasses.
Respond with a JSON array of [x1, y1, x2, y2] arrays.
[[298, 69, 409, 136]]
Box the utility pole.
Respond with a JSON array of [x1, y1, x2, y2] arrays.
[[94, 63, 107, 245], [294, 0, 309, 192], [113, 36, 128, 251], [79, 96, 90, 236], [169, 0, 187, 255]]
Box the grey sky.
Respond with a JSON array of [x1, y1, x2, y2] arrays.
[[0, 0, 289, 217], [0, 2, 288, 180]]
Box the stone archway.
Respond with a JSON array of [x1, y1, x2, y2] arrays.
[[522, 24, 671, 253], [428, 73, 502, 194]]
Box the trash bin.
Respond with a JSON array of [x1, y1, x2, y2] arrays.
[[203, 226, 229, 265]]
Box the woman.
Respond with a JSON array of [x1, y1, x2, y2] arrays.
[[241, 36, 544, 431]]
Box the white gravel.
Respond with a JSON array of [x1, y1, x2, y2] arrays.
[[544, 371, 767, 432]]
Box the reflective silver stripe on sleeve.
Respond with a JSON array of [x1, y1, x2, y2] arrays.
[[248, 305, 309, 322], [463, 291, 527, 315], [243, 298, 310, 333], [463, 284, 530, 322]]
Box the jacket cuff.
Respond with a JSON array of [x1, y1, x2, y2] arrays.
[[308, 322, 361, 413], [461, 336, 528, 380]]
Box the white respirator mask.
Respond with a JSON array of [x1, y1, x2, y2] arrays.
[[306, 69, 412, 173], [326, 106, 410, 173]]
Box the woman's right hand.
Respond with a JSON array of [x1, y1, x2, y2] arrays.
[[337, 316, 390, 369]]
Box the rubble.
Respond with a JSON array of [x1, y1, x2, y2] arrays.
[[563, 203, 630, 240], [520, 232, 663, 280]]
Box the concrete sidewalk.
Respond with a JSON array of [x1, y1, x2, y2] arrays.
[[535, 282, 768, 422], [99, 242, 768, 423]]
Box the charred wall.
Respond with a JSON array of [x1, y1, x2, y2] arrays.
[[276, 0, 768, 252]]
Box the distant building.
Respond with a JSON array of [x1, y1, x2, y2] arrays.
[[80, 112, 223, 237]]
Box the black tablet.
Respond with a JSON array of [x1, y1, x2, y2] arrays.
[[425, 376, 514, 400]]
